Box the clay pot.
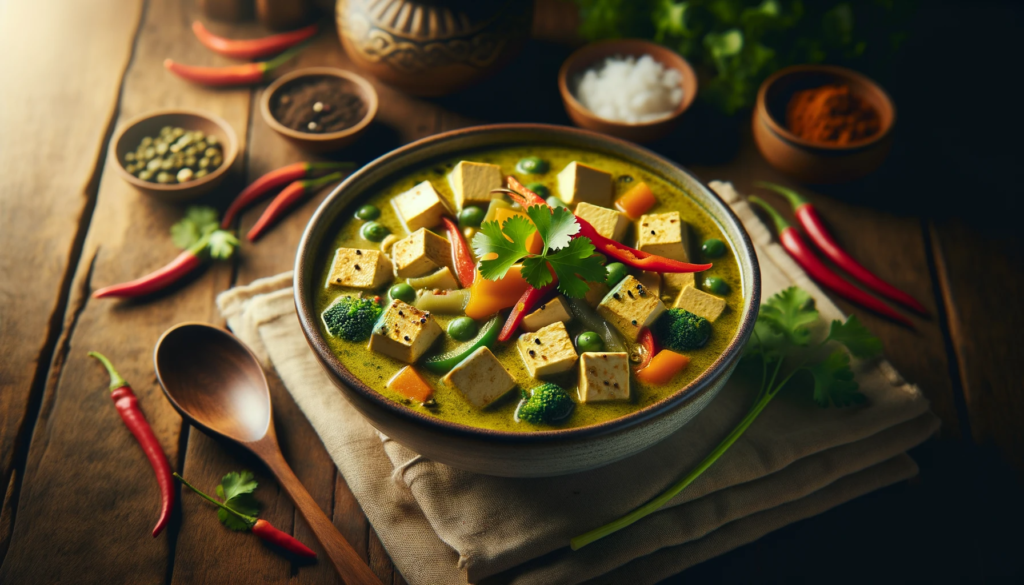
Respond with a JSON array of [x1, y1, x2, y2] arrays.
[[335, 0, 533, 97]]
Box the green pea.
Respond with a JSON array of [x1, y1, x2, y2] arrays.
[[605, 262, 628, 287], [355, 204, 381, 221], [546, 196, 568, 209], [516, 157, 549, 174], [576, 331, 605, 353], [527, 183, 550, 198], [388, 283, 415, 304], [705, 276, 730, 295], [448, 317, 478, 342], [702, 238, 726, 258], [361, 221, 389, 242], [458, 206, 485, 228]]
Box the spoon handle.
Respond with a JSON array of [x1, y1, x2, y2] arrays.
[[261, 447, 383, 584]]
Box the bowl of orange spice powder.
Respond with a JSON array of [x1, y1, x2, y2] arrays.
[[753, 65, 895, 184]]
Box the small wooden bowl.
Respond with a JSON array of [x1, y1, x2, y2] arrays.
[[110, 109, 238, 202], [753, 65, 896, 184], [558, 39, 698, 143], [261, 67, 377, 153]]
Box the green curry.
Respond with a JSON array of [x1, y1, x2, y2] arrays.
[[315, 145, 742, 432]]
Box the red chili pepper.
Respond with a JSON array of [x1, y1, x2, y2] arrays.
[[174, 473, 317, 559], [164, 43, 306, 86], [441, 216, 476, 288], [92, 245, 204, 299], [634, 327, 658, 373], [758, 182, 929, 315], [192, 21, 317, 60], [222, 161, 353, 228], [749, 196, 913, 327], [504, 176, 550, 207], [498, 282, 558, 342], [247, 172, 343, 241], [88, 352, 174, 537]]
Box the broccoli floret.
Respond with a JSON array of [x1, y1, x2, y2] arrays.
[[322, 296, 382, 342], [652, 308, 711, 351], [517, 383, 574, 425]]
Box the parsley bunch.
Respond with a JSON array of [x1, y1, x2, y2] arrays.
[[471, 204, 607, 298], [571, 286, 880, 549]]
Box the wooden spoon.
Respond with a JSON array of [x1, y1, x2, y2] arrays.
[[154, 322, 381, 585]]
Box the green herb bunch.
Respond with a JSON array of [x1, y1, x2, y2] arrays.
[[574, 0, 914, 114], [571, 286, 880, 549]]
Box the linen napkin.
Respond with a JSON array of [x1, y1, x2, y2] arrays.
[[216, 181, 939, 585]]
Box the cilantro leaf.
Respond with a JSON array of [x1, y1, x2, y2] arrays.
[[545, 238, 607, 298], [526, 205, 579, 253], [171, 206, 219, 249], [825, 315, 882, 358], [208, 230, 240, 260], [758, 286, 818, 346], [219, 470, 258, 500], [472, 217, 534, 280], [521, 256, 554, 289], [216, 471, 260, 531], [806, 350, 865, 408]]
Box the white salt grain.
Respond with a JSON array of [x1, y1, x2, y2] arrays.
[[574, 55, 684, 124]]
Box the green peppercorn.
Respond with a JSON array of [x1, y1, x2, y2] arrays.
[[704, 276, 730, 295], [194, 169, 208, 179], [198, 157, 210, 169], [355, 204, 381, 221], [206, 135, 219, 146], [361, 221, 389, 242], [447, 317, 478, 341], [176, 168, 194, 183], [388, 283, 415, 304], [458, 206, 485, 228], [124, 152, 135, 163], [702, 238, 726, 258], [156, 171, 174, 184], [516, 156, 549, 174], [527, 183, 550, 198], [576, 331, 605, 353], [138, 170, 154, 181]]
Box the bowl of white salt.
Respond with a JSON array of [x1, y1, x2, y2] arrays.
[[558, 39, 697, 143]]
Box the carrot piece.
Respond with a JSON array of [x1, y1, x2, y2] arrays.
[[614, 181, 657, 220], [387, 366, 434, 403], [464, 265, 531, 319], [635, 350, 690, 385], [493, 208, 543, 254]]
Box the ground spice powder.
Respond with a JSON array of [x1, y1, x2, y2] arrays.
[[785, 84, 881, 145], [272, 77, 366, 134]]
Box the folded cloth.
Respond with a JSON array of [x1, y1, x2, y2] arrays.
[[217, 181, 939, 585]]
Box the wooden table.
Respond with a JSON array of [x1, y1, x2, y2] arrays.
[[2, 1, 1021, 582]]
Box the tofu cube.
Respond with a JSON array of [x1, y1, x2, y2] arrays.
[[521, 296, 572, 332], [597, 275, 666, 341], [556, 162, 613, 207], [584, 281, 610, 308], [517, 321, 578, 378], [448, 161, 503, 210], [574, 202, 629, 241], [662, 272, 696, 297], [578, 352, 630, 402], [368, 299, 443, 363], [442, 346, 516, 409], [637, 271, 661, 297], [392, 180, 450, 232], [673, 285, 727, 322], [636, 212, 689, 261], [391, 228, 453, 278], [327, 248, 393, 289]]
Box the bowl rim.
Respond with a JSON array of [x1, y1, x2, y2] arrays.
[[294, 123, 761, 444], [756, 64, 896, 152], [558, 38, 698, 129], [260, 67, 379, 143], [109, 108, 238, 192]]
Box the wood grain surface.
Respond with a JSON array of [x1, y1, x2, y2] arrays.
[[0, 0, 1021, 583]]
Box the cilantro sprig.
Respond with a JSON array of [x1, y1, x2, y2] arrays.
[[171, 205, 239, 260], [471, 204, 606, 298], [571, 286, 879, 550]]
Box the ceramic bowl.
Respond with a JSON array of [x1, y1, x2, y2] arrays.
[[294, 124, 761, 477], [110, 109, 238, 202], [558, 39, 698, 144], [261, 67, 378, 153], [753, 64, 896, 184]]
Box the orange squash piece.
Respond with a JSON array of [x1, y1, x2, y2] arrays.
[[387, 366, 434, 403], [493, 207, 543, 254], [614, 181, 657, 220], [635, 350, 690, 385], [464, 265, 532, 319]]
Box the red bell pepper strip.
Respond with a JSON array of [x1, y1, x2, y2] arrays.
[[247, 172, 343, 242], [192, 21, 317, 61], [757, 182, 929, 315], [441, 217, 476, 288], [633, 327, 658, 373], [498, 282, 558, 342], [576, 215, 712, 274], [749, 196, 914, 327], [88, 352, 174, 537], [222, 161, 354, 228], [174, 473, 317, 558], [164, 43, 306, 86]]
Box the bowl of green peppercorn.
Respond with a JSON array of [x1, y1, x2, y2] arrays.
[[110, 109, 238, 202]]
